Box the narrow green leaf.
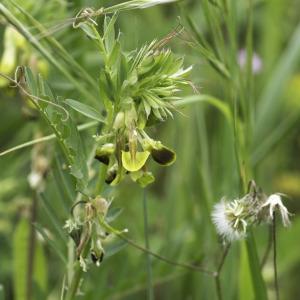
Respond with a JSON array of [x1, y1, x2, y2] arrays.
[[65, 99, 105, 123], [106, 207, 123, 223], [13, 218, 29, 300], [174, 95, 233, 126], [38, 193, 68, 243], [245, 230, 268, 300], [23, 67, 89, 190], [33, 240, 48, 298], [105, 239, 128, 259], [34, 223, 67, 265]]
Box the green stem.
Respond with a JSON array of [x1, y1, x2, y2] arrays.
[[272, 214, 279, 300], [143, 189, 154, 300], [245, 229, 268, 300], [100, 220, 214, 275]]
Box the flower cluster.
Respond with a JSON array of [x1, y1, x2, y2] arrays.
[[212, 182, 291, 242], [93, 21, 191, 187], [64, 196, 112, 270]]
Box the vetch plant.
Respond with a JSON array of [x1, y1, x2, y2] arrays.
[[81, 16, 192, 187], [0, 8, 193, 299]]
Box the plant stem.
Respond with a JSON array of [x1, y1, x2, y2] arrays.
[[214, 243, 231, 300], [260, 224, 273, 269], [143, 189, 154, 300], [100, 220, 214, 275], [26, 191, 38, 300], [272, 213, 280, 300]]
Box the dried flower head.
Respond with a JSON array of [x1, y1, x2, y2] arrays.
[[261, 194, 291, 227], [212, 199, 248, 242], [212, 181, 292, 242]]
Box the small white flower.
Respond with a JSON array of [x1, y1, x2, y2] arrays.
[[64, 219, 79, 233], [261, 194, 291, 227], [79, 256, 88, 272], [27, 172, 42, 189], [212, 199, 247, 242]]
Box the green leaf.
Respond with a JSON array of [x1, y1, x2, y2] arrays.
[[104, 239, 127, 259], [65, 99, 105, 123], [78, 23, 98, 39], [103, 13, 118, 53], [174, 95, 233, 126], [244, 230, 268, 300], [38, 193, 68, 243], [33, 223, 67, 265], [33, 240, 48, 298], [13, 218, 29, 300], [23, 67, 89, 190], [106, 207, 123, 223]]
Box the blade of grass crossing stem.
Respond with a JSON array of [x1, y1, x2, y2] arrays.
[[143, 189, 154, 300], [174, 95, 233, 126], [6, 0, 98, 91], [0, 3, 98, 105]]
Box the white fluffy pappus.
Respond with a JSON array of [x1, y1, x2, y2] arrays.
[[211, 200, 247, 242]]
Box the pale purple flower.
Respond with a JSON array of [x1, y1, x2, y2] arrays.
[[238, 49, 262, 74]]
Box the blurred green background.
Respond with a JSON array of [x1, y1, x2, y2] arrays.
[[1, 0, 300, 299]]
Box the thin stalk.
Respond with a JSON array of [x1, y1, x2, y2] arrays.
[[214, 243, 231, 300], [260, 224, 273, 269], [26, 192, 38, 300], [272, 214, 280, 300], [100, 220, 214, 276], [0, 121, 98, 157], [143, 189, 154, 300]]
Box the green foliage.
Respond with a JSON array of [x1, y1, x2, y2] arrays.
[[1, 0, 300, 300], [22, 67, 89, 191]]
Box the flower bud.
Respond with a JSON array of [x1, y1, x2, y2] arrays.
[[95, 143, 115, 165], [113, 111, 125, 130], [92, 196, 109, 216]]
